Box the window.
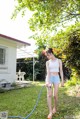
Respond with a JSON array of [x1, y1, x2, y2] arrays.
[[0, 48, 5, 64]]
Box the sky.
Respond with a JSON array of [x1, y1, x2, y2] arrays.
[[0, 0, 36, 56]]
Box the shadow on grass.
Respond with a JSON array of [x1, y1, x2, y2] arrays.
[[29, 83, 80, 119], [53, 86, 80, 119]]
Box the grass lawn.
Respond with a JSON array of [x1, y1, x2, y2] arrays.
[[0, 82, 80, 119]]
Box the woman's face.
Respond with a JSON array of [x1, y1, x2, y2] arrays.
[[46, 53, 53, 59]]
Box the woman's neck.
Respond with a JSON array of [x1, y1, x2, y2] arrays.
[[51, 55, 56, 60]]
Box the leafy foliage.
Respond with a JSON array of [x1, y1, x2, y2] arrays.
[[14, 0, 80, 80], [17, 54, 47, 81], [50, 22, 80, 77], [64, 26, 80, 75], [35, 52, 47, 81], [17, 58, 33, 80], [13, 0, 80, 31]]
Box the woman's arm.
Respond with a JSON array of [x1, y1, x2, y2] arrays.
[[59, 59, 64, 86], [45, 61, 50, 85]]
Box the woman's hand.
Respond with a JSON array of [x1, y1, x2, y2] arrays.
[[45, 83, 49, 87], [45, 83, 52, 88]]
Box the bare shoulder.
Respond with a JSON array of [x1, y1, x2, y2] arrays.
[[46, 60, 49, 65], [58, 58, 62, 64]]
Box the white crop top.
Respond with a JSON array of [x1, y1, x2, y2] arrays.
[[48, 59, 59, 72]]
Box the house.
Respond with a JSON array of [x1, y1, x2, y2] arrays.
[[0, 34, 30, 85]]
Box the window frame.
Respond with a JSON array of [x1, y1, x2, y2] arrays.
[[0, 47, 6, 65], [0, 46, 8, 69]]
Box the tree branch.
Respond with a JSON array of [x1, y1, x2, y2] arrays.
[[68, 12, 80, 16]]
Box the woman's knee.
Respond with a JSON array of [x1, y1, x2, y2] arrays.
[[47, 94, 52, 97]]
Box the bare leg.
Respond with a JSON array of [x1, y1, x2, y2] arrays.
[[53, 83, 59, 114], [47, 87, 53, 118]]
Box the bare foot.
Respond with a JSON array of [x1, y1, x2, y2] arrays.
[[52, 107, 57, 114], [47, 112, 52, 119]]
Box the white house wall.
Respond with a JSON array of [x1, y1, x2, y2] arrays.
[[0, 38, 17, 83]]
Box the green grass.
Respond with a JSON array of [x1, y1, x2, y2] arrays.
[[0, 82, 80, 119]]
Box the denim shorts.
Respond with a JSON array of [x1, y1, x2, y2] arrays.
[[50, 75, 60, 84]]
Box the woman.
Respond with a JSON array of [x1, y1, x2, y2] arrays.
[[45, 48, 64, 119]]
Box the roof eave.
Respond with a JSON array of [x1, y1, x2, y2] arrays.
[[0, 34, 31, 46]]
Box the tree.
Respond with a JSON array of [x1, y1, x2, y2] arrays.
[[17, 58, 33, 80], [35, 51, 47, 81], [13, 0, 80, 81], [50, 22, 80, 78], [13, 0, 80, 32], [13, 0, 80, 51], [64, 23, 80, 76]]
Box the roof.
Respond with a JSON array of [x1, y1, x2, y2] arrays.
[[0, 34, 30, 46]]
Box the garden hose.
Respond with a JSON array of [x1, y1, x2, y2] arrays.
[[8, 85, 45, 119]]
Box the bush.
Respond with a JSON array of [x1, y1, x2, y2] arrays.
[[65, 75, 80, 86], [0, 88, 5, 93]]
